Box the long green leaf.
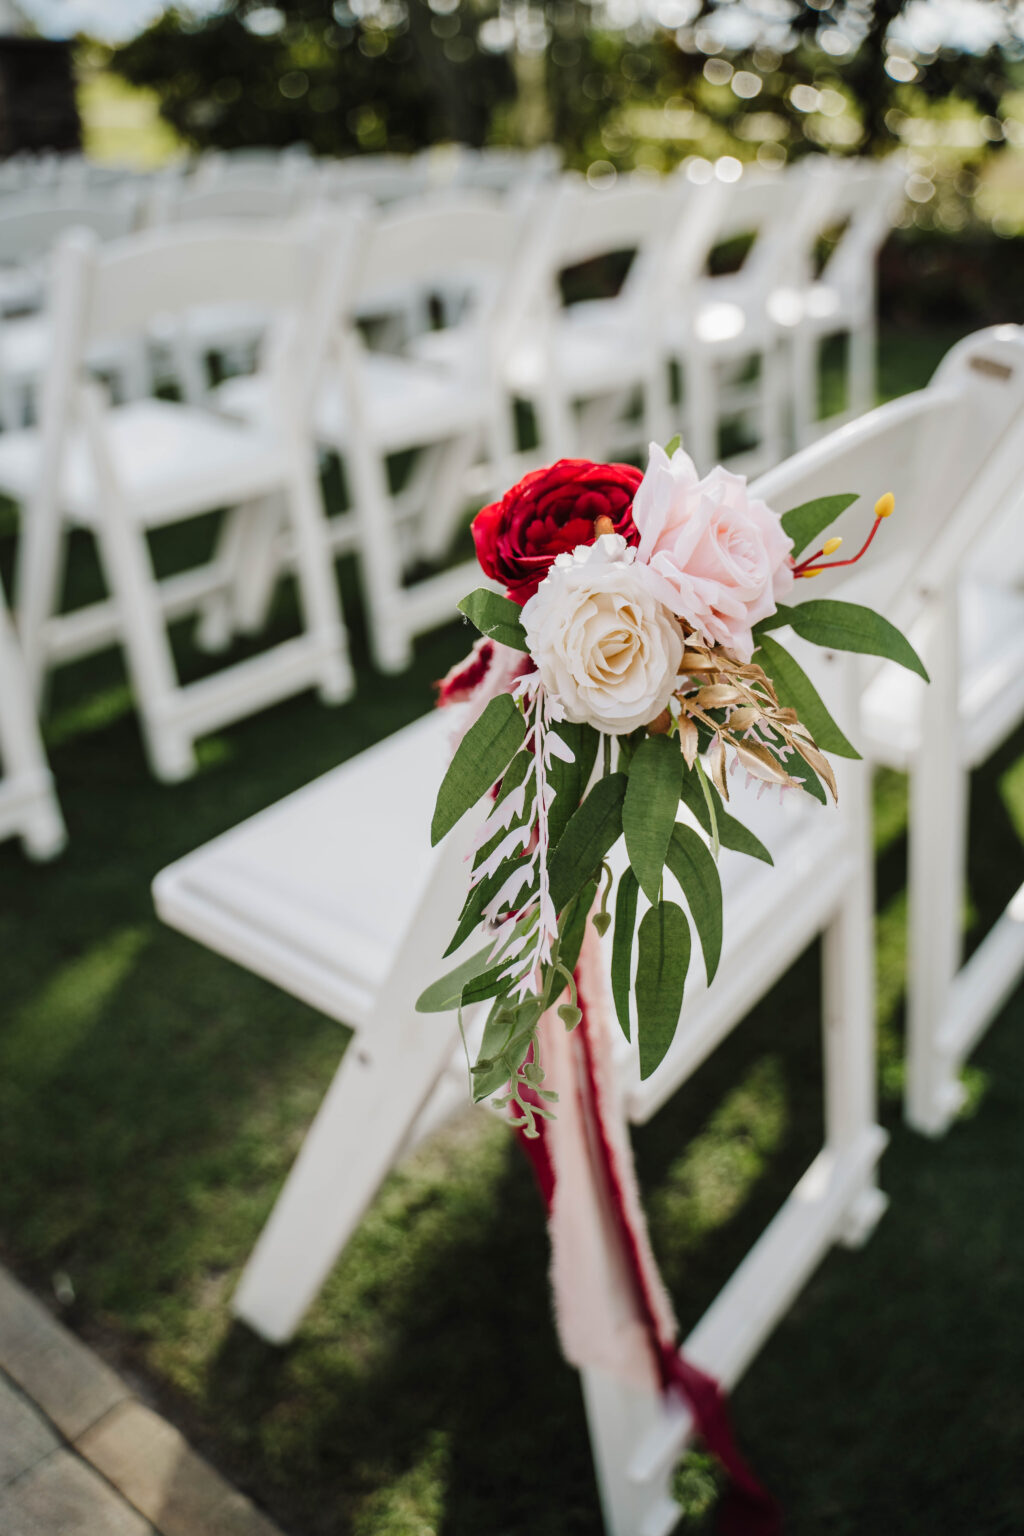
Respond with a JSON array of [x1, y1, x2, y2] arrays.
[[636, 901, 690, 1080], [558, 877, 599, 979], [665, 824, 722, 984], [781, 493, 859, 557], [416, 946, 495, 1013], [458, 588, 529, 651], [548, 773, 627, 913], [679, 771, 773, 865], [611, 867, 639, 1039], [548, 721, 600, 853], [431, 693, 526, 845], [623, 735, 684, 903], [766, 599, 929, 681], [755, 631, 860, 759]]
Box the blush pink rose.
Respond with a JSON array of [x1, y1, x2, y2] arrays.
[[631, 442, 794, 662]]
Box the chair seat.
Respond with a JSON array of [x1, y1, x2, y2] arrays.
[[768, 280, 862, 334], [215, 351, 486, 454], [153, 710, 456, 1029], [0, 398, 287, 526], [862, 579, 1024, 771], [505, 304, 656, 397], [155, 703, 848, 1111]]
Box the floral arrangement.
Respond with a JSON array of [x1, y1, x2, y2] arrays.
[[418, 441, 925, 1134]]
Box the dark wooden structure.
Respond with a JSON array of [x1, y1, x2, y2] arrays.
[[0, 35, 81, 157]]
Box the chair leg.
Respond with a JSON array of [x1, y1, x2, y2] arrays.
[[848, 315, 876, 419], [684, 354, 718, 474], [344, 435, 414, 676], [283, 446, 354, 704], [93, 506, 196, 783], [905, 592, 967, 1136], [233, 1009, 462, 1343], [822, 749, 888, 1248], [417, 428, 482, 563], [792, 329, 818, 450], [232, 828, 475, 1343], [755, 340, 784, 471], [14, 494, 69, 709]]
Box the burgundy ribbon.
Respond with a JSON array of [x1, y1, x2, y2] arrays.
[[517, 979, 779, 1536]]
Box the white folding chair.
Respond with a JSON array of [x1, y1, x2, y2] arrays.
[[577, 368, 1006, 1536], [152, 328, 1024, 1529], [215, 192, 521, 674], [859, 328, 1024, 1133], [0, 219, 354, 783], [668, 163, 826, 476], [321, 153, 430, 207], [777, 157, 907, 448], [0, 569, 65, 860], [0, 189, 139, 321], [500, 173, 678, 462]]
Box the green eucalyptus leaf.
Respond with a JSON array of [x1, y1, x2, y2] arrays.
[[623, 734, 684, 904], [755, 631, 860, 759], [431, 693, 526, 845], [761, 599, 928, 681], [611, 866, 639, 1040], [458, 588, 529, 651], [780, 493, 859, 557], [548, 772, 628, 913], [665, 824, 723, 985], [557, 877, 600, 979], [416, 945, 496, 1013], [636, 900, 690, 1080], [548, 721, 600, 853]]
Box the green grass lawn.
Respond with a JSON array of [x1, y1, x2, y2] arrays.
[[1, 324, 1022, 1535]]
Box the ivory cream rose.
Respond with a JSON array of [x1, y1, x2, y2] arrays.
[[520, 534, 683, 734], [631, 442, 794, 663]]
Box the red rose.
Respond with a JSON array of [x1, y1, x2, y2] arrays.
[[471, 459, 643, 604]]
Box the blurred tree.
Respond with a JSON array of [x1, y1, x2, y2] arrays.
[[110, 0, 516, 153], [109, 0, 1020, 167]]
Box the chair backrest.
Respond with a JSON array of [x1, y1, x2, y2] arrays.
[[708, 165, 823, 284], [456, 144, 563, 193], [353, 190, 519, 310], [752, 325, 1024, 643], [325, 154, 430, 206], [148, 180, 306, 226], [33, 215, 356, 512], [343, 190, 524, 372], [808, 156, 907, 299], [0, 190, 139, 267]]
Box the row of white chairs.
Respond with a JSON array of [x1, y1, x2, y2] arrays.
[[0, 142, 563, 204], [0, 161, 904, 792], [146, 325, 1024, 1534]]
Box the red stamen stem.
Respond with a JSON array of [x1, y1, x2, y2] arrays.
[[794, 514, 883, 577]]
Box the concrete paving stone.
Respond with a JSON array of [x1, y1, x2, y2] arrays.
[[0, 1268, 128, 1441], [77, 1399, 283, 1536], [0, 1371, 59, 1486], [0, 1449, 155, 1536]]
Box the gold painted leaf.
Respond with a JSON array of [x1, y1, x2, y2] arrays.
[[733, 740, 798, 788], [678, 714, 699, 770]]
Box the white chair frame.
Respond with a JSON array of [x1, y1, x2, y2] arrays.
[[1, 220, 354, 782], [215, 193, 522, 675], [0, 571, 65, 860], [152, 326, 1024, 1533]]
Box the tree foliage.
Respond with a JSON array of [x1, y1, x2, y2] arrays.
[[109, 0, 1019, 165]]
